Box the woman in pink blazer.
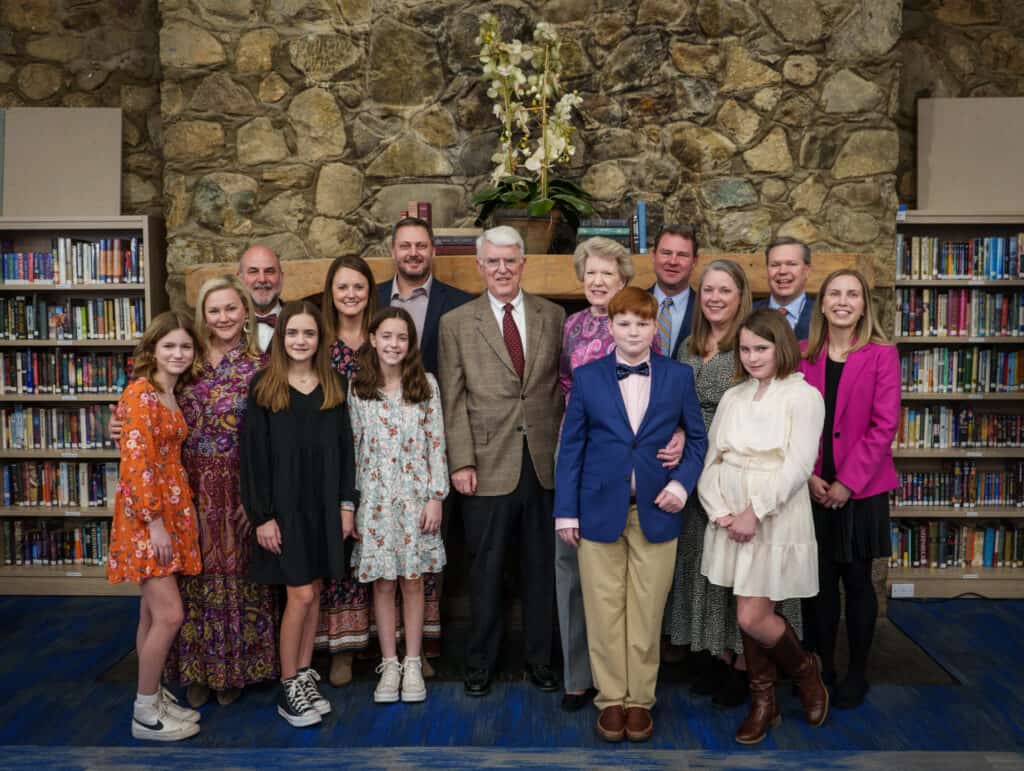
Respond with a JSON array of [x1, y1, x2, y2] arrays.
[[798, 269, 899, 710]]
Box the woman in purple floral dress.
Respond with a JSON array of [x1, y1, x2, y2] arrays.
[[316, 256, 378, 687], [165, 275, 278, 707]]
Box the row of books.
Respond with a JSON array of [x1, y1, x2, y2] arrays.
[[400, 201, 432, 227], [893, 462, 1024, 507], [0, 405, 115, 451], [900, 347, 1021, 393], [889, 520, 1024, 569], [0, 351, 133, 395], [895, 234, 1023, 281], [575, 205, 649, 253], [0, 519, 110, 566], [894, 288, 1023, 338], [0, 296, 145, 341], [0, 237, 146, 285], [897, 406, 1023, 449], [432, 227, 478, 257], [2, 461, 118, 509]]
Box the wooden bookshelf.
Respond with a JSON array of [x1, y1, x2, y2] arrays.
[[0, 565, 137, 596], [890, 211, 1024, 599], [893, 448, 1024, 459], [888, 566, 1020, 599], [0, 215, 166, 595], [892, 506, 1023, 519], [901, 392, 1022, 401]]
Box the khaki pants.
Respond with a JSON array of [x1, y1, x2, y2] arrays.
[[577, 505, 677, 711]]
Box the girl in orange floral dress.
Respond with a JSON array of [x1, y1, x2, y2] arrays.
[[107, 311, 204, 742]]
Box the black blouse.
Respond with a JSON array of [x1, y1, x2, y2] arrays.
[[821, 355, 845, 484]]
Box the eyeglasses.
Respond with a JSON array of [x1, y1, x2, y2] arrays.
[[481, 257, 523, 270]]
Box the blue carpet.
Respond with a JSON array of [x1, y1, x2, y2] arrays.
[[0, 597, 1022, 757]]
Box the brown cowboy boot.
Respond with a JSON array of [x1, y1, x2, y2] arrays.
[[766, 619, 829, 727], [735, 632, 780, 745]]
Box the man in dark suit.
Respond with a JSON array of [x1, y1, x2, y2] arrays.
[[753, 236, 814, 341], [377, 216, 474, 375], [649, 224, 699, 359], [439, 225, 565, 698]]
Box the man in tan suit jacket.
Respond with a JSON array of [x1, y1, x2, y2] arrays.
[[438, 225, 565, 697]]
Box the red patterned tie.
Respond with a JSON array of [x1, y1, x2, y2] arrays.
[[503, 303, 525, 379]]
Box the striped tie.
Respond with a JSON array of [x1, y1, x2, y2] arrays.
[[658, 298, 673, 355]]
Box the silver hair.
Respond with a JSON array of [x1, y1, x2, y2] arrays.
[[477, 225, 525, 259]]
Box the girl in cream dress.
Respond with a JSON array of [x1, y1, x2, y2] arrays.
[[697, 309, 829, 746], [698, 372, 823, 601]]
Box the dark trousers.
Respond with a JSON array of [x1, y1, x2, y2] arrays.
[[462, 442, 555, 672], [804, 556, 877, 681]]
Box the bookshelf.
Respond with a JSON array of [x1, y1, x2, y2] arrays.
[[889, 210, 1024, 599], [0, 216, 166, 596]]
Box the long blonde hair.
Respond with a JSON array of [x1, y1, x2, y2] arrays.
[[252, 302, 346, 412], [804, 268, 891, 363], [194, 274, 261, 359], [687, 259, 752, 357]]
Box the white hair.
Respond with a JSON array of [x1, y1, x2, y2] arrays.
[[477, 225, 525, 259]]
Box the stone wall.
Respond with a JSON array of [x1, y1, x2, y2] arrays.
[[0, 0, 163, 216], [158, 0, 903, 306], [898, 0, 1024, 207]]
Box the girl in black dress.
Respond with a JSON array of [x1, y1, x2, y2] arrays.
[[241, 301, 357, 728]]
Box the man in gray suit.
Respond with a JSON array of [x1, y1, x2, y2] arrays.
[[438, 225, 565, 697]]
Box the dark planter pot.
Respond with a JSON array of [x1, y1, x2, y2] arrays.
[[492, 208, 562, 254]]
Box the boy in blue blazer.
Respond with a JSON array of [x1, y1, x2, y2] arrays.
[[554, 287, 707, 743]]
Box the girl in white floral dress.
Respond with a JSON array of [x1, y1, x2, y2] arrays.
[[345, 307, 449, 704]]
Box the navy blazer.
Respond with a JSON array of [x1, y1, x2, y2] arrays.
[[648, 285, 696, 358], [753, 294, 814, 341], [554, 353, 708, 544], [379, 277, 474, 375]]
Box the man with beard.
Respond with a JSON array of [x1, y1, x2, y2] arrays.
[[753, 236, 813, 341], [377, 217, 473, 375], [237, 245, 284, 352]]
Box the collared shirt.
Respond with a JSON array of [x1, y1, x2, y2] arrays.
[[255, 301, 282, 353], [652, 284, 690, 354], [390, 274, 433, 341], [769, 292, 807, 331], [555, 352, 686, 532], [487, 289, 527, 359]]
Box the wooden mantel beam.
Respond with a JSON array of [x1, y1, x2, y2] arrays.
[[184, 252, 885, 307]]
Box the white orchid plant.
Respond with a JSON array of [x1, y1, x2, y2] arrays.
[[472, 13, 593, 228]]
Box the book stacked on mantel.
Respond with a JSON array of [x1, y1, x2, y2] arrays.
[[400, 200, 433, 227], [575, 202, 649, 253], [434, 228, 480, 256]]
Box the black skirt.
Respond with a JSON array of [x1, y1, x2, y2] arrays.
[[812, 492, 891, 563]]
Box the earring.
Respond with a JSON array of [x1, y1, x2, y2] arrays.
[[243, 321, 252, 337]]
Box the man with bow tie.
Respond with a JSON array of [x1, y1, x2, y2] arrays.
[[438, 225, 565, 699], [554, 286, 706, 743], [237, 245, 284, 352]]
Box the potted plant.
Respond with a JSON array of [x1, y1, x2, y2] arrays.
[[471, 13, 594, 252]]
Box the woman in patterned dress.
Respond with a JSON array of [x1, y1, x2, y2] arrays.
[[165, 275, 278, 708], [107, 311, 204, 742], [347, 308, 448, 703], [667, 260, 805, 708], [555, 237, 682, 712], [316, 255, 377, 686]]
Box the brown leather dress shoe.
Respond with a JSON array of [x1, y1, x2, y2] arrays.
[[597, 705, 626, 742], [624, 707, 653, 742]]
